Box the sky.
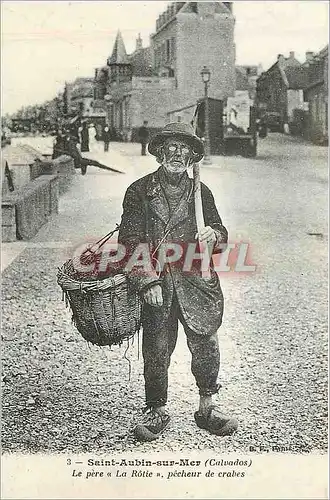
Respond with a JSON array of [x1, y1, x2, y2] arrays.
[[1, 1, 329, 115]]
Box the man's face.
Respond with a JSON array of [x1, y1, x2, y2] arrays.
[[162, 139, 192, 173]]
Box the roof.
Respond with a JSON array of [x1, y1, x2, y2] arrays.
[[108, 31, 130, 65], [258, 55, 307, 89], [318, 45, 328, 59], [129, 47, 153, 77], [152, 2, 232, 37], [95, 66, 109, 82], [303, 45, 328, 90], [180, 2, 232, 15], [284, 65, 308, 89]]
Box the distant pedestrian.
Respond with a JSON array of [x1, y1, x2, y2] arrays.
[[71, 120, 80, 143], [258, 115, 268, 139], [138, 120, 150, 156], [52, 129, 66, 159], [80, 122, 90, 152], [103, 126, 111, 152], [88, 124, 95, 145]]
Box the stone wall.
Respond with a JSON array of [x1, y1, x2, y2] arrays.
[[33, 155, 76, 194], [130, 86, 177, 129], [176, 12, 236, 102], [1, 155, 75, 242], [2, 175, 59, 242]]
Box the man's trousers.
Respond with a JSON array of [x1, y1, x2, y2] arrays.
[[141, 293, 221, 408]]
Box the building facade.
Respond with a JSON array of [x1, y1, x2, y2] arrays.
[[303, 46, 328, 144], [256, 52, 307, 129], [152, 2, 235, 103], [94, 2, 236, 140]]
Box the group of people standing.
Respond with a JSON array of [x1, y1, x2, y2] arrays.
[[53, 118, 152, 161], [80, 121, 112, 153], [101, 120, 151, 156]]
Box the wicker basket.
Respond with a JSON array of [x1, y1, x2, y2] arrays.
[[57, 257, 141, 347]]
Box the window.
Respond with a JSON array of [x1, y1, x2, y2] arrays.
[[156, 46, 161, 67], [171, 37, 176, 60], [166, 39, 170, 62]]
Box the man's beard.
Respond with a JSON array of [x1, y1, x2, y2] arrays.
[[161, 162, 188, 185], [162, 156, 191, 185]]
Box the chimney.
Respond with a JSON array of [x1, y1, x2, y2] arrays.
[[176, 2, 185, 13], [223, 2, 233, 13], [277, 54, 285, 67], [170, 3, 175, 17], [305, 51, 314, 63], [289, 51, 295, 59], [136, 33, 143, 51]]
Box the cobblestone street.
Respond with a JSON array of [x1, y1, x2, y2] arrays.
[[2, 133, 328, 454]]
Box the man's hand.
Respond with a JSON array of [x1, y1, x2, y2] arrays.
[[195, 226, 217, 244], [143, 284, 163, 307]]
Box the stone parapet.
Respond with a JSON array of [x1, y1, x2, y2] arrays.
[[2, 175, 59, 242], [32, 155, 76, 194]]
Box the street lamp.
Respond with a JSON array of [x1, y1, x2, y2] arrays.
[[200, 66, 211, 165], [104, 94, 111, 126]]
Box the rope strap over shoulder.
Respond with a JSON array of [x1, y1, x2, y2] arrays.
[[86, 224, 120, 254], [75, 224, 120, 268]]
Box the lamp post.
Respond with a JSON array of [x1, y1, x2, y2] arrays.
[[200, 65, 211, 165], [104, 93, 111, 127]]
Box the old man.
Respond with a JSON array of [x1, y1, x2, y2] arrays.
[[118, 122, 238, 441]]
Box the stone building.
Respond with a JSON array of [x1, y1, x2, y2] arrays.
[[152, 2, 235, 103], [256, 52, 308, 129], [303, 46, 328, 144], [94, 2, 236, 140]]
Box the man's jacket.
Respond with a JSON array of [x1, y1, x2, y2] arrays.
[[118, 168, 228, 335]]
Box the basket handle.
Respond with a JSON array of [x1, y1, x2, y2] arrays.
[[83, 224, 120, 257]]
